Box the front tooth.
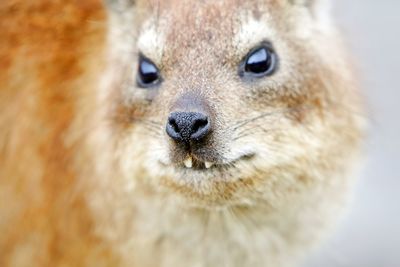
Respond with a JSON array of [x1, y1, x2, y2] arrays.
[[205, 161, 213, 169], [184, 156, 193, 168]]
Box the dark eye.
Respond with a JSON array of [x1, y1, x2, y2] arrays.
[[137, 55, 161, 88], [240, 43, 277, 78]]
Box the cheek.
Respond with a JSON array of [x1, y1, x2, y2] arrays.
[[242, 117, 314, 165], [115, 127, 168, 175], [115, 134, 141, 178], [276, 119, 327, 164]]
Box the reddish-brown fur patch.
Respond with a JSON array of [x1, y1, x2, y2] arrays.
[[0, 1, 118, 266]]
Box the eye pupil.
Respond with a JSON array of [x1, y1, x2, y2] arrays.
[[245, 48, 270, 73], [241, 44, 277, 77], [140, 60, 158, 83], [137, 56, 160, 87]]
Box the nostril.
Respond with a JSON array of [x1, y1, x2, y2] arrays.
[[168, 117, 180, 133], [166, 116, 182, 141], [192, 118, 207, 133], [190, 116, 210, 141]]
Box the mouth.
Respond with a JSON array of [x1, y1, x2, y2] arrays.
[[177, 152, 256, 171], [155, 151, 257, 206]]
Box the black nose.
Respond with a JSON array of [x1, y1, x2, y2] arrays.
[[166, 112, 211, 143]]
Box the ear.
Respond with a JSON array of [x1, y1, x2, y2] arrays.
[[291, 0, 331, 18], [104, 0, 135, 12]]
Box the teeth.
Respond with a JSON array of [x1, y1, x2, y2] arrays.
[[183, 157, 214, 169], [205, 161, 214, 169], [183, 156, 193, 168]]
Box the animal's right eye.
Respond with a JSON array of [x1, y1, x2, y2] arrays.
[[137, 55, 161, 88], [239, 42, 278, 79]]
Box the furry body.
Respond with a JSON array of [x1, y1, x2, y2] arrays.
[[0, 1, 365, 267]]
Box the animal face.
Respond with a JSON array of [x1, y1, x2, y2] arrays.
[[97, 0, 362, 207]]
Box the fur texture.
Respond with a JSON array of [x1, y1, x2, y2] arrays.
[[0, 1, 365, 267]]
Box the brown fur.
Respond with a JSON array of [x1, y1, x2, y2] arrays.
[[0, 1, 119, 266], [0, 1, 365, 266]]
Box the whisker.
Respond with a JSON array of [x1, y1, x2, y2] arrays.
[[141, 122, 162, 132], [134, 124, 163, 137], [131, 117, 163, 127], [232, 127, 283, 142], [229, 105, 312, 132], [233, 115, 283, 137]]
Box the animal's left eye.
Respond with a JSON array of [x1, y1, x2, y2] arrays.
[[240, 43, 277, 78], [137, 55, 161, 88]]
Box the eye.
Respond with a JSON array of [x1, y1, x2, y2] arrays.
[[240, 43, 277, 78], [137, 55, 161, 88]]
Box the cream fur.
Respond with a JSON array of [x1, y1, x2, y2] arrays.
[[86, 1, 366, 267]]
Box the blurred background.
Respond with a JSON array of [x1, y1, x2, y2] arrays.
[[306, 1, 400, 267], [0, 1, 398, 266]]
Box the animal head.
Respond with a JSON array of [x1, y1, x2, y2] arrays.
[[94, 0, 362, 208]]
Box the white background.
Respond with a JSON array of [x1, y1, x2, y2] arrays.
[[306, 1, 400, 266]]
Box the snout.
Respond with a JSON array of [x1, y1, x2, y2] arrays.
[[161, 94, 255, 170], [163, 93, 218, 168], [166, 111, 211, 144]]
